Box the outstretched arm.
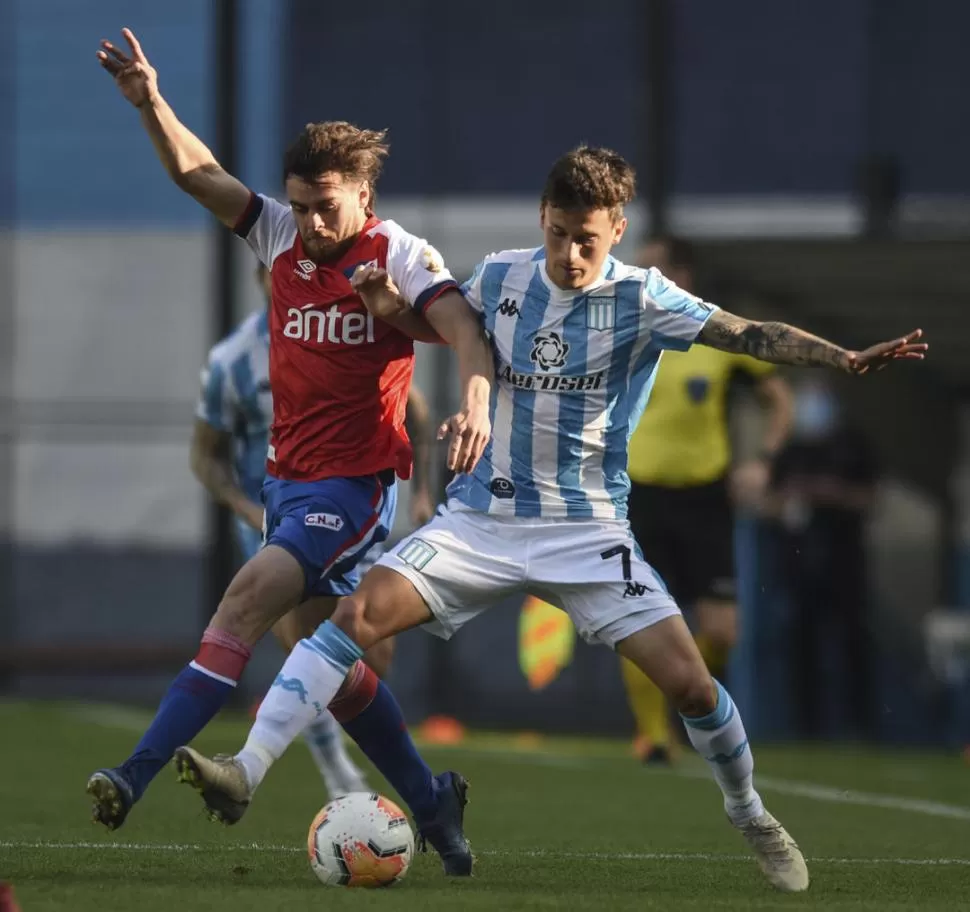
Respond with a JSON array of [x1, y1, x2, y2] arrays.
[[97, 28, 250, 228], [697, 310, 927, 375]]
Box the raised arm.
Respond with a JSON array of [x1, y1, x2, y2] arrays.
[[697, 310, 927, 375], [97, 28, 251, 228]]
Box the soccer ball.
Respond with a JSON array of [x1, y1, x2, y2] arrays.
[[307, 792, 415, 887]]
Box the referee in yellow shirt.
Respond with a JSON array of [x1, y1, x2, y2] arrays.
[[623, 237, 794, 765]]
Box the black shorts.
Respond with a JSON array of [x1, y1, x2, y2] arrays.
[[627, 478, 736, 607]]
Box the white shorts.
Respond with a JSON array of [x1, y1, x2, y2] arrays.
[[376, 502, 681, 649]]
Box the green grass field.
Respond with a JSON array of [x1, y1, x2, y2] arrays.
[[2, 700, 970, 911]]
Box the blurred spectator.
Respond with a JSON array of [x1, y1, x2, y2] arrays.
[[767, 377, 878, 739]]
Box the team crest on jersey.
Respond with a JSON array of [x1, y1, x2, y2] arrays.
[[531, 331, 569, 371], [586, 296, 615, 331], [420, 246, 444, 273], [686, 376, 710, 403]]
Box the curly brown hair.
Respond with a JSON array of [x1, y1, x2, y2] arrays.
[[282, 121, 390, 210], [541, 146, 636, 219]]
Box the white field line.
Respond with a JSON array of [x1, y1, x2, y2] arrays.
[[1, 840, 969, 867], [65, 705, 970, 822], [670, 766, 970, 822]]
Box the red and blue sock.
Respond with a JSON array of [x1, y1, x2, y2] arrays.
[[331, 661, 437, 820], [120, 628, 251, 801]]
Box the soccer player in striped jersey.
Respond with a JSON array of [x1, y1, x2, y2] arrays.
[[182, 147, 926, 892]]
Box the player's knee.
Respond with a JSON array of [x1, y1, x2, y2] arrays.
[[213, 565, 295, 644], [669, 669, 718, 717], [211, 590, 266, 644], [331, 593, 389, 651]]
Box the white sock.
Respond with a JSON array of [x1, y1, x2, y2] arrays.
[[682, 679, 764, 824], [236, 625, 361, 790], [304, 711, 368, 798]]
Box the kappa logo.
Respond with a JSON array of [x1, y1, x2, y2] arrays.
[[305, 512, 344, 531], [272, 673, 308, 704], [530, 331, 569, 371], [498, 297, 520, 317], [623, 582, 651, 599], [294, 258, 317, 281], [273, 673, 325, 715]]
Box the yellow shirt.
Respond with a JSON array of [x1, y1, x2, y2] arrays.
[[627, 346, 775, 487]]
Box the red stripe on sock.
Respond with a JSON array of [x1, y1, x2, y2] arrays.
[[328, 661, 379, 723], [195, 627, 252, 682]]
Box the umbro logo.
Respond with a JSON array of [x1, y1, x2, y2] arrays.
[[294, 258, 316, 281]]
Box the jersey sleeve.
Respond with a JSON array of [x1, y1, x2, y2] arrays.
[[195, 348, 238, 433], [641, 267, 718, 351], [232, 192, 297, 267], [459, 258, 488, 314], [384, 223, 459, 315]]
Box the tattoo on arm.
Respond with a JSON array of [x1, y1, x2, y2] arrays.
[[698, 311, 849, 369]]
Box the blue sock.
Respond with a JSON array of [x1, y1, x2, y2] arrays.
[[120, 662, 237, 801], [336, 671, 437, 821]]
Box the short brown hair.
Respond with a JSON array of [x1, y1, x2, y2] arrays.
[[282, 121, 390, 209], [541, 146, 636, 218]]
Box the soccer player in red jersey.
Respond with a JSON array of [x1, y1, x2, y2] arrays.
[[86, 29, 489, 875]]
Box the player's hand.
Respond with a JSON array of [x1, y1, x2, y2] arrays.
[[97, 28, 159, 108], [409, 488, 435, 527], [844, 328, 927, 375], [437, 404, 490, 475], [351, 265, 407, 318]]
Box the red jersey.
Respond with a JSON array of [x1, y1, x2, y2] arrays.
[[234, 193, 456, 482]]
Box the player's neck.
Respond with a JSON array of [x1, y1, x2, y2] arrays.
[[541, 262, 608, 296], [310, 235, 358, 265], [306, 217, 375, 265]]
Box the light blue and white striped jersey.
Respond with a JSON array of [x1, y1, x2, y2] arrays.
[[196, 310, 272, 503], [447, 248, 717, 520]]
